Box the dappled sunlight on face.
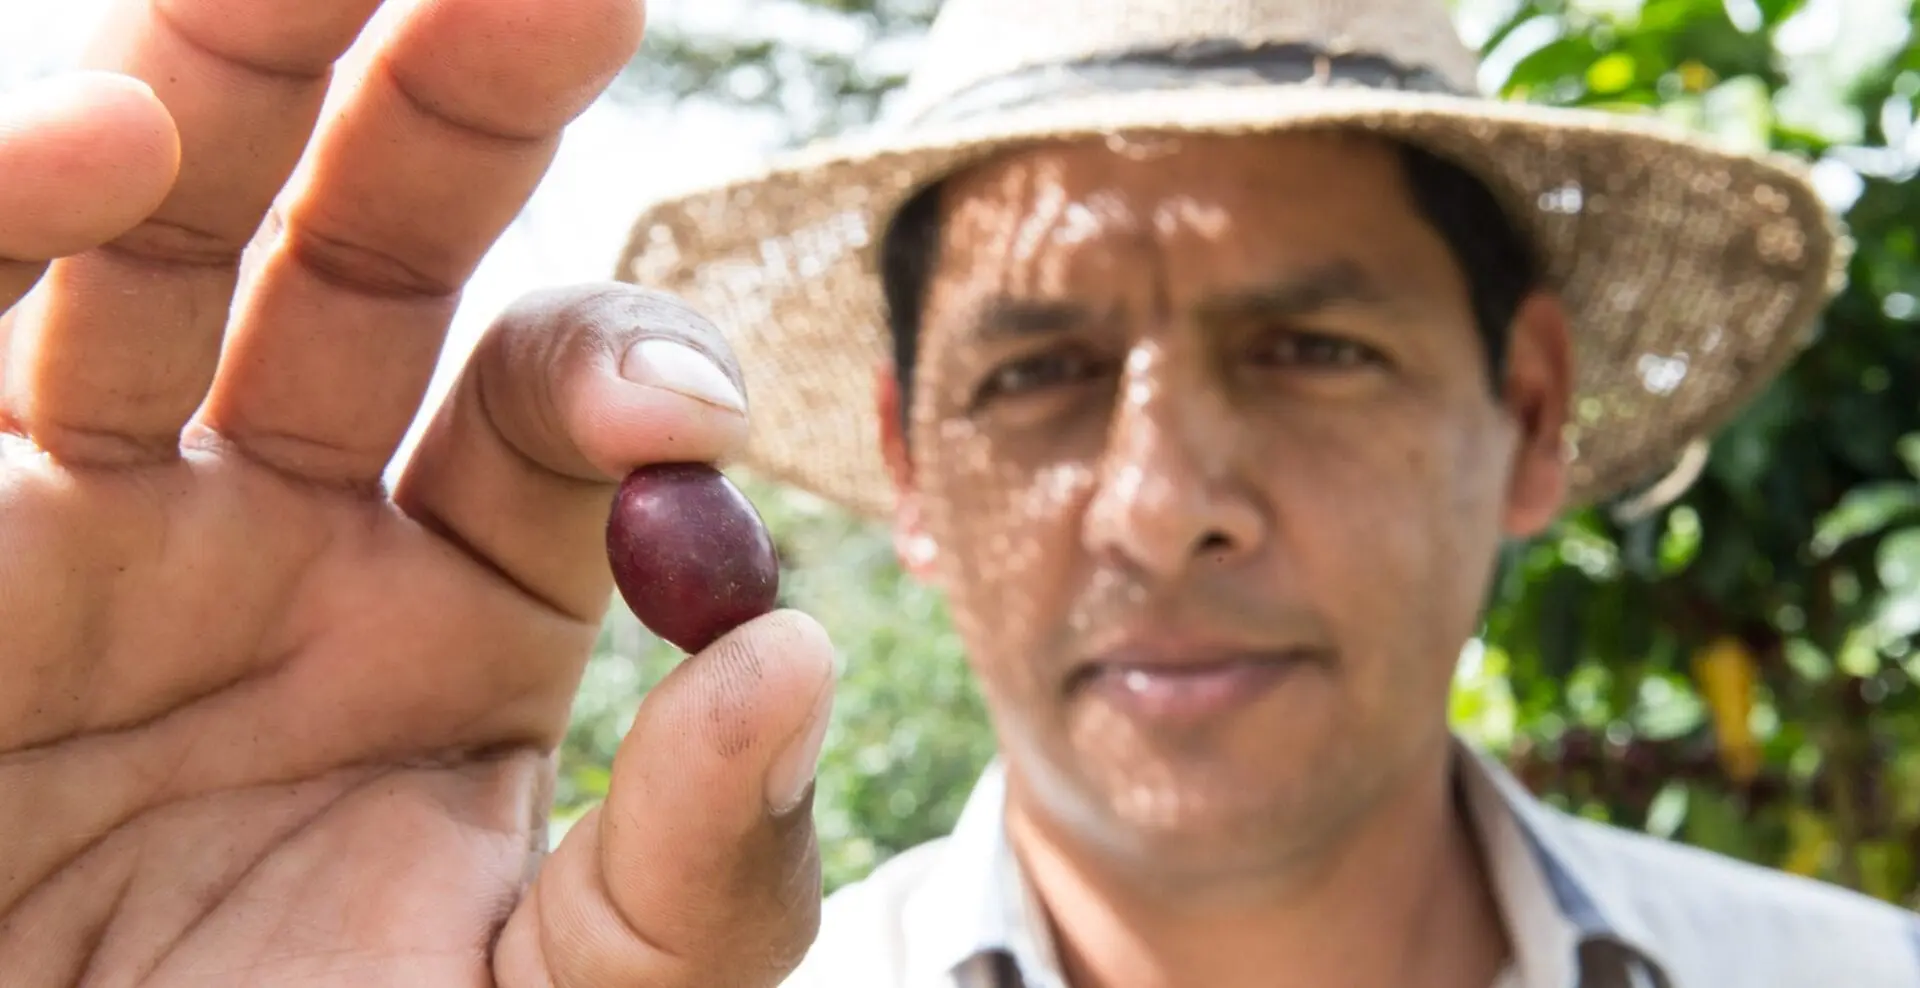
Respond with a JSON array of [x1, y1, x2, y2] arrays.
[[900, 131, 1532, 878]]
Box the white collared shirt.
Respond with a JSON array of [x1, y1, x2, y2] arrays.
[[782, 738, 1920, 988]]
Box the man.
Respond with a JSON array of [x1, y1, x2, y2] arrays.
[[0, 2, 1904, 988], [614, 0, 1920, 986]]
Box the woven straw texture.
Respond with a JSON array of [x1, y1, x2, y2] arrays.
[[616, 0, 1848, 522]]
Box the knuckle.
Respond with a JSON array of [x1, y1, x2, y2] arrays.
[[472, 283, 749, 481], [287, 228, 461, 300], [26, 418, 180, 468], [612, 286, 738, 368], [469, 293, 577, 474], [769, 867, 823, 966], [102, 217, 245, 270], [537, 282, 745, 398]]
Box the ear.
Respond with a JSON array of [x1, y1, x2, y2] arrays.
[[1499, 292, 1573, 539], [875, 361, 939, 580]]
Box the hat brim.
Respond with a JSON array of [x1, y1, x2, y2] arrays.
[[616, 83, 1847, 522]]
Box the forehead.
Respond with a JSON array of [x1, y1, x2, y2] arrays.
[[933, 131, 1419, 251], [913, 132, 1461, 341]]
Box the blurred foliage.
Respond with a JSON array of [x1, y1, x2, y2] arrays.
[[564, 0, 1920, 904], [1469, 0, 1920, 908], [615, 0, 937, 144]]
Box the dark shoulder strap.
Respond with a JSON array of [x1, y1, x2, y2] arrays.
[[989, 951, 1028, 988]]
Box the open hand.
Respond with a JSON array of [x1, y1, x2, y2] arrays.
[[0, 1, 832, 985]]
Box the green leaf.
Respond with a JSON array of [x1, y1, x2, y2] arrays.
[[1645, 782, 1691, 839], [1478, 9, 1548, 60], [1812, 483, 1920, 557], [1897, 433, 1920, 480], [1754, 0, 1807, 28], [1507, 36, 1604, 94], [1875, 528, 1920, 641], [1637, 0, 1721, 34], [1587, 51, 1638, 93], [1661, 505, 1705, 574]]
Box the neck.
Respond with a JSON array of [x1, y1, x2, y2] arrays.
[[1003, 745, 1509, 988]]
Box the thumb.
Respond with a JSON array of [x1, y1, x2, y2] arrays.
[[494, 609, 835, 988]]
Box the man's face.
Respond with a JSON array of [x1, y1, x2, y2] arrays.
[[880, 132, 1571, 878]]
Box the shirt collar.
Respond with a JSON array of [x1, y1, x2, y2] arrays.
[[899, 758, 1067, 988], [1453, 741, 1677, 987], [1456, 741, 1680, 985], [899, 736, 1678, 988]]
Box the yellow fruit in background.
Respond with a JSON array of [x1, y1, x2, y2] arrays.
[[1693, 636, 1761, 783]]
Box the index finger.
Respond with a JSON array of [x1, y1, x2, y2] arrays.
[[198, 0, 646, 483]]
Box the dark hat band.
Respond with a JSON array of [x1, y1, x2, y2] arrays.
[[909, 39, 1470, 126]]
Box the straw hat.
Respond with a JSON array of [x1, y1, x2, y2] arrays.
[[616, 0, 1848, 521]]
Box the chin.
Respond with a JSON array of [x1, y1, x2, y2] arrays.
[[1093, 791, 1348, 887], [1066, 693, 1344, 805], [1121, 762, 1322, 826], [1041, 747, 1358, 869]]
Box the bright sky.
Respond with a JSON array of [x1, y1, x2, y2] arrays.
[[0, 0, 1911, 476]]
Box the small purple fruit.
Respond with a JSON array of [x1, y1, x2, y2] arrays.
[[606, 463, 780, 654]]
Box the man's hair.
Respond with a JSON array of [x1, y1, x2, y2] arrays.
[[877, 141, 1542, 430]]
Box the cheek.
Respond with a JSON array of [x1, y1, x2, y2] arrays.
[[920, 421, 1097, 687], [1259, 402, 1508, 684]]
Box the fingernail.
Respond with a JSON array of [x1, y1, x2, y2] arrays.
[[766, 680, 835, 817], [620, 338, 746, 414]]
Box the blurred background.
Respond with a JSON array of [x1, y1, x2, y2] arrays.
[[5, 0, 1919, 906]]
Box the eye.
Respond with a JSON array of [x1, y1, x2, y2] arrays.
[[1248, 330, 1383, 370], [971, 349, 1108, 408]]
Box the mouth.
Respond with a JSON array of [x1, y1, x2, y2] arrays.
[[1067, 642, 1328, 727]]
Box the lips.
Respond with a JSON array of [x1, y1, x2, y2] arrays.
[[1069, 642, 1324, 727]]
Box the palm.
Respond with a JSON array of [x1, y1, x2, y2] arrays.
[[0, 439, 597, 983]]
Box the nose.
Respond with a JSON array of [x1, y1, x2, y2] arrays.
[[1082, 344, 1266, 582]]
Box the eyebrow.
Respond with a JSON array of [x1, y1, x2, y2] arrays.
[[959, 260, 1387, 342], [967, 296, 1094, 341], [1196, 261, 1388, 322]]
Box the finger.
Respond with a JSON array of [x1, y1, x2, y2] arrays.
[[392, 284, 750, 621], [199, 0, 645, 484], [13, 0, 388, 463], [0, 71, 179, 311], [493, 609, 835, 988]]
